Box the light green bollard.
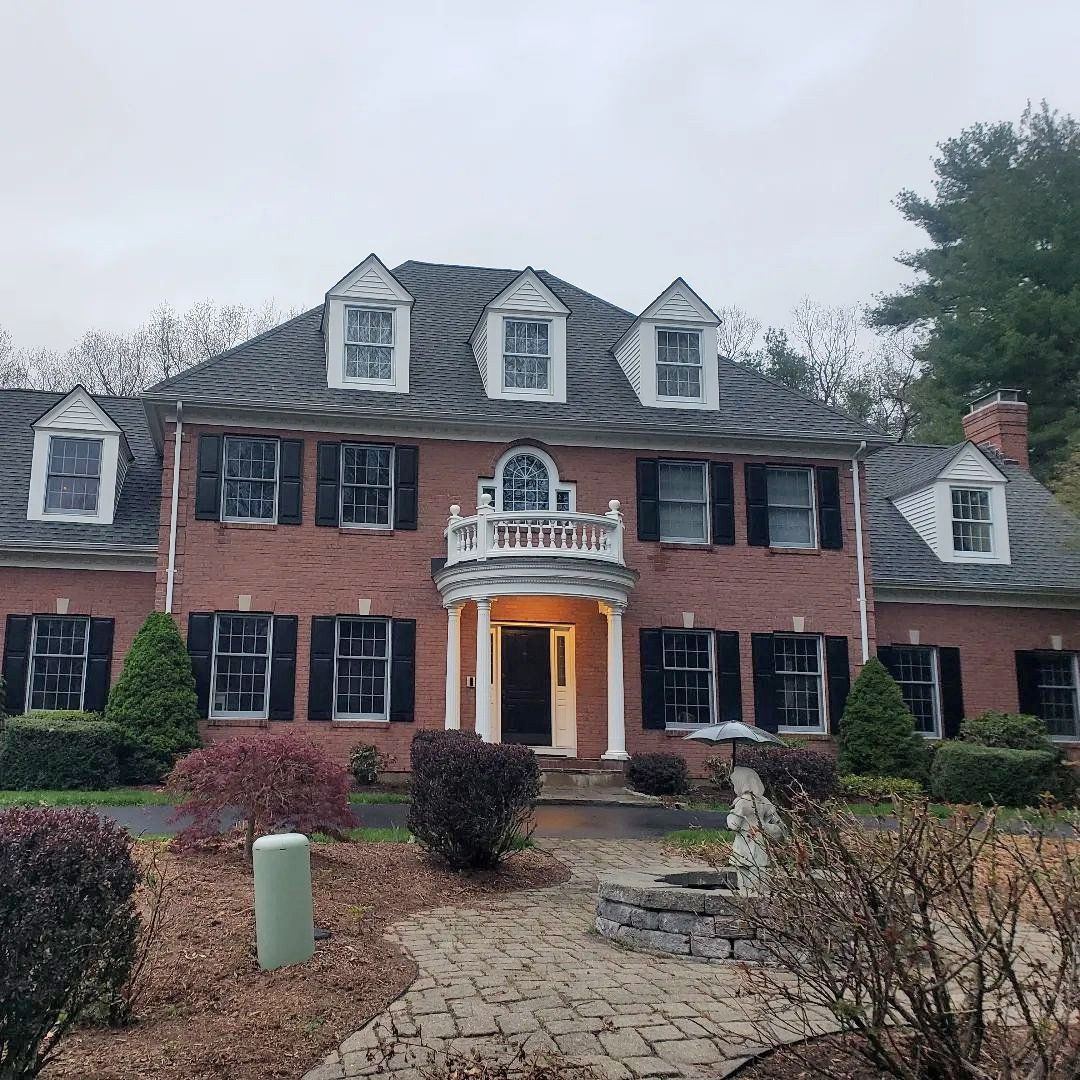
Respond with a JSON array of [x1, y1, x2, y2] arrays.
[[253, 832, 315, 971]]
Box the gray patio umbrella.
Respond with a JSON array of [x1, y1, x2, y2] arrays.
[[683, 721, 784, 767]]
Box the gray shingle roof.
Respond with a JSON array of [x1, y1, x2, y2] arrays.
[[0, 390, 159, 549], [866, 442, 1080, 594], [145, 261, 884, 443]]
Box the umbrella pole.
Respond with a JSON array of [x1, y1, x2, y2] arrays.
[[731, 741, 737, 769]]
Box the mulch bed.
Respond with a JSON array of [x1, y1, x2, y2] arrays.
[[42, 840, 568, 1080], [735, 1034, 894, 1078]]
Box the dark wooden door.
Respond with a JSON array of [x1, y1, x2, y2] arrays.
[[500, 627, 552, 746]]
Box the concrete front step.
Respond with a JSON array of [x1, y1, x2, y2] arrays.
[[541, 765, 626, 789]]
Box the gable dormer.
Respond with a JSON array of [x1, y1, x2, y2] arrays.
[[26, 387, 132, 526], [470, 268, 570, 403], [892, 442, 1011, 565], [323, 254, 414, 393], [614, 278, 720, 410]]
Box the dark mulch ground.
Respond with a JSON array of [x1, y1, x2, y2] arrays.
[[735, 1034, 895, 1078], [42, 840, 568, 1080]]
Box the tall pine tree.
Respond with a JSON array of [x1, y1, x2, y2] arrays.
[[869, 102, 1080, 480]]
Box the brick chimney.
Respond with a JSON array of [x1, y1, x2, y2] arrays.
[[961, 389, 1029, 469]]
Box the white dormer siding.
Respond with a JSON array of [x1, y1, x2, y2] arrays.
[[26, 387, 130, 526], [323, 254, 414, 394], [891, 443, 1011, 565], [470, 268, 570, 403], [614, 279, 720, 410]]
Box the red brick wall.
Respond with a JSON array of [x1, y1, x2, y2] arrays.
[[876, 601, 1080, 718], [0, 566, 156, 704], [160, 422, 874, 768]]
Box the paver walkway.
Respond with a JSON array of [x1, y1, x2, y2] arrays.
[[304, 839, 816, 1080]]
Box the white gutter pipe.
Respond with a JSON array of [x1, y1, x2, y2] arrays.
[[165, 401, 183, 614], [851, 440, 870, 663]]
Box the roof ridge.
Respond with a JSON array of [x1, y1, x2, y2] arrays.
[[394, 259, 522, 275]]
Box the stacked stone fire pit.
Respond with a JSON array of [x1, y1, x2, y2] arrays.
[[596, 867, 769, 962]]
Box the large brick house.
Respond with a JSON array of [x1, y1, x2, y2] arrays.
[[2, 258, 1079, 772]]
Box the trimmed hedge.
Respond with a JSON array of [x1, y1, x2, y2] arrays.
[[723, 746, 838, 804], [929, 741, 1057, 806], [23, 709, 104, 723], [626, 752, 690, 796], [959, 711, 1053, 751], [839, 774, 924, 803], [0, 717, 127, 790], [408, 730, 541, 869]]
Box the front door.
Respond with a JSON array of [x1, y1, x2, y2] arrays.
[[500, 626, 552, 746]]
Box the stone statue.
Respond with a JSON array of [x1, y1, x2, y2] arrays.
[[726, 766, 785, 891]]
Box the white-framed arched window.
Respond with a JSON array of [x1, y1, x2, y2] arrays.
[[478, 446, 576, 513]]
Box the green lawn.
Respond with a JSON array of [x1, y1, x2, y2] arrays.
[[0, 788, 175, 807], [349, 790, 410, 804], [664, 827, 734, 850]]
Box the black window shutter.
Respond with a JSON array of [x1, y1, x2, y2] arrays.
[[877, 645, 900, 680], [308, 616, 337, 720], [186, 612, 215, 719], [195, 435, 223, 520], [640, 628, 665, 729], [277, 440, 304, 525], [751, 633, 777, 731], [2, 615, 33, 716], [315, 443, 340, 527], [745, 464, 770, 547], [389, 618, 417, 722], [636, 459, 660, 542], [715, 630, 742, 722], [1015, 651, 1041, 717], [825, 636, 851, 735], [268, 615, 298, 721], [938, 647, 964, 738], [393, 446, 419, 531], [816, 466, 843, 550], [710, 462, 735, 546], [83, 617, 115, 714]]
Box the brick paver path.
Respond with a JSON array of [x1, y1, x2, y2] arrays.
[[304, 839, 816, 1080]]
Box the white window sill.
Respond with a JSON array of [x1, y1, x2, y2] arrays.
[[777, 726, 826, 736], [210, 712, 268, 722], [332, 717, 389, 725]]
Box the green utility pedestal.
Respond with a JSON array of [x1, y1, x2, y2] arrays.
[[253, 832, 315, 971]]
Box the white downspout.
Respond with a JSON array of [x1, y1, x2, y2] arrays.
[[164, 401, 183, 614], [851, 440, 870, 663]]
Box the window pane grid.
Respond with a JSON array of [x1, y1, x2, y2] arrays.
[[951, 488, 993, 553], [212, 615, 271, 717], [503, 320, 550, 390], [1036, 655, 1079, 739], [345, 308, 393, 380], [502, 453, 551, 512], [767, 467, 815, 548], [29, 617, 89, 711], [45, 437, 102, 513], [341, 445, 393, 527], [656, 330, 702, 400], [223, 438, 278, 521], [336, 618, 389, 719], [891, 646, 940, 735], [658, 461, 708, 542], [774, 635, 823, 730], [662, 630, 713, 727]]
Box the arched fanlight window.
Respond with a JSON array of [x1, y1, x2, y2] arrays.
[[502, 453, 551, 512]]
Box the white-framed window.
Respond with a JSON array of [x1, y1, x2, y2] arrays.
[[1034, 653, 1080, 741], [774, 634, 825, 732], [27, 616, 90, 712], [661, 629, 715, 728], [334, 617, 391, 720], [481, 447, 575, 513], [341, 444, 393, 528], [951, 487, 993, 554], [658, 460, 709, 543], [210, 613, 272, 719], [656, 328, 703, 401], [221, 437, 279, 522], [767, 467, 816, 548], [44, 436, 103, 515], [503, 319, 551, 392], [889, 645, 942, 737], [344, 306, 394, 382]]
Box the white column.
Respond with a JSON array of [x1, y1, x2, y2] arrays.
[[602, 602, 629, 760], [474, 598, 493, 741], [443, 603, 462, 729]]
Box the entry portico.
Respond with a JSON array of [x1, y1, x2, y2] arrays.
[[433, 497, 638, 760]]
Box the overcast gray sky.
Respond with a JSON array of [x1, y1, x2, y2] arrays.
[[2, 1, 1078, 350]]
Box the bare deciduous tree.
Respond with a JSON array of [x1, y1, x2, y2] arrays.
[[716, 305, 762, 362], [790, 298, 862, 408]]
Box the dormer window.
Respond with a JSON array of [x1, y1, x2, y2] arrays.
[[656, 329, 703, 401], [950, 487, 992, 554], [503, 320, 551, 393], [45, 436, 103, 514], [345, 307, 394, 382]]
